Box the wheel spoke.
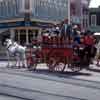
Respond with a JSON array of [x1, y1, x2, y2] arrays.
[[54, 62, 66, 72], [47, 57, 56, 72]]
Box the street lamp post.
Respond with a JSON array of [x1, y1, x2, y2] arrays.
[[68, 0, 71, 24], [24, 0, 30, 45], [24, 0, 30, 22]]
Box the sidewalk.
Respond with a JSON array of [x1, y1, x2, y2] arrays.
[[0, 61, 48, 70], [0, 55, 16, 61], [0, 63, 100, 100], [0, 60, 99, 70]]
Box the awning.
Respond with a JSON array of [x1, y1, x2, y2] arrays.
[[94, 32, 100, 35]]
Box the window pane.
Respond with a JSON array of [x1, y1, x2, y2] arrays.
[[91, 15, 97, 26]]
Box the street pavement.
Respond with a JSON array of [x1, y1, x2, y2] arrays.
[[0, 95, 24, 100], [0, 61, 100, 100]]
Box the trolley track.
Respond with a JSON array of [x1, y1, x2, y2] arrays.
[[0, 93, 33, 100], [0, 83, 87, 100], [0, 68, 100, 90]]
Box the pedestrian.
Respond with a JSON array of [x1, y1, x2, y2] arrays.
[[83, 31, 95, 65], [95, 40, 100, 66], [96, 55, 100, 66]]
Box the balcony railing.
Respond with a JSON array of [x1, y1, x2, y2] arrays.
[[0, 0, 68, 22], [0, 0, 24, 20]]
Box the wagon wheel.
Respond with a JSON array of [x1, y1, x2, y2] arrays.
[[66, 55, 82, 72], [47, 57, 56, 72], [54, 62, 66, 72], [54, 57, 66, 72], [83, 54, 90, 68], [70, 66, 82, 72], [69, 62, 82, 72], [27, 57, 37, 71], [28, 63, 37, 71]]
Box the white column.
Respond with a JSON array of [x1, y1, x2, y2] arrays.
[[10, 29, 15, 40], [30, 0, 35, 14], [26, 29, 29, 45], [19, 0, 25, 13], [37, 29, 42, 42], [68, 0, 71, 24], [32, 30, 35, 39], [80, 1, 83, 30], [18, 30, 20, 44], [38, 29, 42, 36]]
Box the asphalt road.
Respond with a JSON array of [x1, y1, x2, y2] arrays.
[[0, 61, 100, 100], [0, 94, 25, 100]]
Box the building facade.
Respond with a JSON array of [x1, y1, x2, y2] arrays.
[[70, 0, 90, 30], [89, 7, 100, 32], [0, 0, 23, 19], [0, 0, 68, 45], [0, 0, 90, 45], [30, 0, 68, 21]]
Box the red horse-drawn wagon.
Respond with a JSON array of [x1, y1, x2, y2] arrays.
[[26, 33, 82, 72]]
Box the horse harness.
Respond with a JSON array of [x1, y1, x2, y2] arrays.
[[7, 44, 13, 49], [7, 43, 18, 56]]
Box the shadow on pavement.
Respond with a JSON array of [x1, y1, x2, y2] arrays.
[[31, 69, 91, 78], [62, 71, 91, 76], [87, 67, 100, 73]]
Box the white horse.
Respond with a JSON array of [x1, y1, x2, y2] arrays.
[[4, 39, 27, 68]]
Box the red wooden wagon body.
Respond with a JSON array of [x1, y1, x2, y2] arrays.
[[26, 34, 82, 72]]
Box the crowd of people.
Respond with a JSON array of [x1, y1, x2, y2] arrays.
[[41, 24, 100, 66]]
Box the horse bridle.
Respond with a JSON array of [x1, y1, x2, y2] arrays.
[[5, 40, 15, 49]]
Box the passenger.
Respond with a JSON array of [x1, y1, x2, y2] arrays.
[[96, 55, 100, 66], [84, 31, 95, 64], [74, 31, 81, 44], [91, 36, 97, 63], [69, 37, 74, 48], [78, 36, 85, 61], [95, 41, 100, 66], [84, 31, 94, 46], [42, 33, 50, 46]]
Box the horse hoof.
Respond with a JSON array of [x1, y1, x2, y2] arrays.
[[96, 64, 100, 67], [6, 65, 10, 68], [11, 66, 15, 68], [16, 66, 21, 69], [28, 68, 33, 71], [22, 66, 26, 68]]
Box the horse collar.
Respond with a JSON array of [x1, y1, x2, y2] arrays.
[[7, 44, 13, 49]]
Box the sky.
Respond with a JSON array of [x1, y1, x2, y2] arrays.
[[89, 0, 100, 8]]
